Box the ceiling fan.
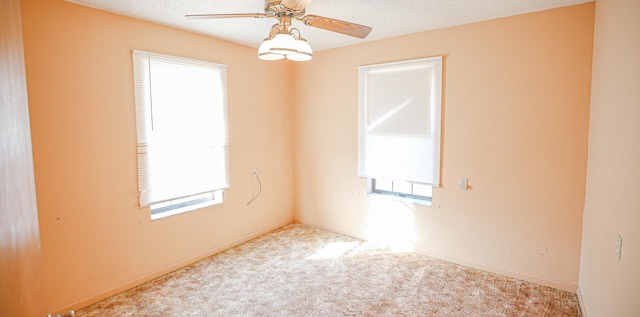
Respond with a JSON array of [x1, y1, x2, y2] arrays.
[[186, 0, 373, 61]]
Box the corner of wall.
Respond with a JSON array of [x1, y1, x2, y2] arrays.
[[576, 286, 588, 317]]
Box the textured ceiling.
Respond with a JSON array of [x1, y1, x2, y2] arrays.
[[65, 0, 593, 52]]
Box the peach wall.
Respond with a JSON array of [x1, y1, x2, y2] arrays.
[[21, 0, 294, 313], [0, 0, 46, 316], [578, 0, 640, 316], [293, 4, 594, 291]]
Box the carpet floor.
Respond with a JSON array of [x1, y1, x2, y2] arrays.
[[76, 223, 580, 316]]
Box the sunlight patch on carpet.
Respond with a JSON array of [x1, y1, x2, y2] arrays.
[[366, 198, 417, 252], [307, 241, 360, 260]]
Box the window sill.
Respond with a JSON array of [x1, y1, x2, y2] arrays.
[[367, 192, 432, 206], [151, 199, 221, 221]]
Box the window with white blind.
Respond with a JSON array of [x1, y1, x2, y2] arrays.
[[357, 56, 442, 204], [132, 50, 229, 220]]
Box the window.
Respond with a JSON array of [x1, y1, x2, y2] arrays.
[[132, 50, 229, 220], [372, 179, 432, 202], [357, 57, 442, 203]]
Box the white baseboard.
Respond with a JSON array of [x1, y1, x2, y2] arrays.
[[56, 217, 294, 315], [576, 286, 588, 317], [412, 246, 577, 293], [294, 217, 369, 241], [295, 217, 578, 293]]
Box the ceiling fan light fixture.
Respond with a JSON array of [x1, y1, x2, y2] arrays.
[[258, 51, 285, 60], [269, 33, 298, 55], [286, 51, 312, 61], [257, 27, 313, 62], [294, 37, 312, 54], [286, 37, 313, 61], [258, 37, 285, 60]]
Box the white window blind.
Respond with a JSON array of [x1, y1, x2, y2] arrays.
[[133, 50, 229, 207], [357, 56, 442, 186]]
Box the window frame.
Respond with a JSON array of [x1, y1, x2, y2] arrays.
[[357, 56, 443, 204], [132, 50, 229, 220], [150, 191, 223, 221], [371, 179, 433, 202]]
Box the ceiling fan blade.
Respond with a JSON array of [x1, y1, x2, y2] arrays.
[[302, 15, 372, 39], [281, 0, 313, 12], [185, 13, 269, 20]]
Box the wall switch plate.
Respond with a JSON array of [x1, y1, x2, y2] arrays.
[[459, 178, 468, 190], [616, 234, 622, 261]]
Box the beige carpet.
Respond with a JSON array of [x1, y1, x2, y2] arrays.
[[76, 223, 580, 316]]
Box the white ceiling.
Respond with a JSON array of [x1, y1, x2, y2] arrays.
[[66, 0, 593, 52]]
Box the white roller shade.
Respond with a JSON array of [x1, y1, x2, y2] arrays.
[[358, 56, 442, 186]]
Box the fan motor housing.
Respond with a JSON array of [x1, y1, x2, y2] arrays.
[[265, 0, 305, 17]]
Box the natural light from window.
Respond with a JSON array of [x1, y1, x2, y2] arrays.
[[306, 242, 360, 260], [366, 198, 417, 252]]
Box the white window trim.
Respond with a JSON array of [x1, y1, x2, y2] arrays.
[[132, 50, 229, 219], [150, 190, 223, 221], [358, 56, 443, 203]]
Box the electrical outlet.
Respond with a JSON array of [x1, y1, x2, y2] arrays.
[[616, 234, 622, 261], [459, 178, 468, 190], [252, 168, 263, 177]]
